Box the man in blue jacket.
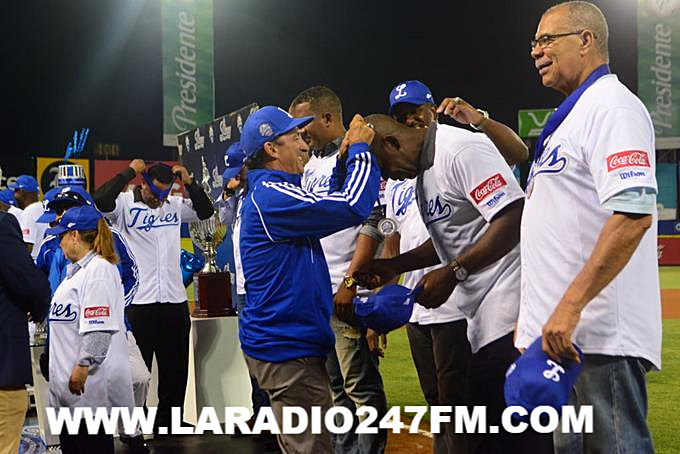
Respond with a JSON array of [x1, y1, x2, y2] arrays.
[[239, 106, 381, 453], [0, 212, 51, 453]]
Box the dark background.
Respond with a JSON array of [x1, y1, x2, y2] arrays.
[[6, 0, 637, 174]]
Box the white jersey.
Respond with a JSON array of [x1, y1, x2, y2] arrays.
[[385, 178, 465, 325], [103, 190, 200, 304], [518, 74, 662, 368], [303, 151, 363, 292], [19, 201, 48, 259], [416, 124, 525, 353], [48, 253, 133, 412], [7, 205, 23, 221]]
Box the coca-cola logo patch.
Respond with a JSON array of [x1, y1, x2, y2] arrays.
[[470, 174, 507, 204], [607, 150, 650, 172], [84, 306, 110, 318]]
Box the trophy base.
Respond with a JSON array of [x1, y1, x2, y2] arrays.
[[191, 307, 236, 318], [194, 272, 235, 318]]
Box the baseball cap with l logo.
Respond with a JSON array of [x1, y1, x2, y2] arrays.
[[388, 80, 435, 115]]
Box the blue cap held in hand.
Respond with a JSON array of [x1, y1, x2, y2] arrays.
[[353, 284, 418, 333], [45, 204, 102, 236], [223, 141, 246, 181], [388, 80, 435, 115], [504, 336, 584, 422], [11, 175, 40, 193], [241, 106, 314, 158]]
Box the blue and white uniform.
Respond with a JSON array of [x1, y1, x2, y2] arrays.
[[240, 143, 380, 362], [385, 178, 465, 325]]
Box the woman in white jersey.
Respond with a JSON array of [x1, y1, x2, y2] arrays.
[[46, 205, 133, 454]]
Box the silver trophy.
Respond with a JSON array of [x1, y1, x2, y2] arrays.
[[189, 215, 225, 273], [189, 215, 233, 316]]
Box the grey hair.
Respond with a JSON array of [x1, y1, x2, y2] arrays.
[[544, 1, 609, 61]]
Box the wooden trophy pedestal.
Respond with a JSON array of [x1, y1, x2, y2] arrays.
[[192, 272, 235, 317]]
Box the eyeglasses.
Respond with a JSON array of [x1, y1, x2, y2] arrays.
[[531, 30, 588, 50]]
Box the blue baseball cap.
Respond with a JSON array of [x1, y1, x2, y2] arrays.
[[11, 175, 40, 193], [223, 141, 246, 181], [504, 337, 584, 422], [36, 187, 63, 223], [353, 284, 418, 333], [0, 189, 17, 206], [240, 106, 314, 158], [38, 186, 96, 224], [388, 80, 435, 115], [45, 204, 103, 236]]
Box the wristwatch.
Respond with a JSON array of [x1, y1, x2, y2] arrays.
[[470, 109, 489, 131], [343, 274, 357, 289], [447, 260, 469, 282]]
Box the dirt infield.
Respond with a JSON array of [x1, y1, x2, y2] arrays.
[[662, 290, 680, 319], [386, 431, 433, 453]]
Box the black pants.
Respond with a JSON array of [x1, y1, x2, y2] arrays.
[[406, 320, 471, 454], [126, 302, 191, 430], [59, 419, 113, 454], [468, 332, 553, 454]]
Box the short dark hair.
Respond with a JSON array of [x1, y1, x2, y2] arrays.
[[290, 86, 343, 119], [147, 163, 175, 184]]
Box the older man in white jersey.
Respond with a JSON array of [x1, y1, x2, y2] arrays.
[[519, 2, 661, 452]]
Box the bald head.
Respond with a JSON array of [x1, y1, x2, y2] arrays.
[[543, 1, 609, 61], [364, 114, 425, 180]]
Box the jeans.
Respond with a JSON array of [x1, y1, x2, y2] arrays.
[[236, 293, 271, 415], [326, 315, 387, 454], [326, 349, 359, 454], [554, 354, 655, 454]]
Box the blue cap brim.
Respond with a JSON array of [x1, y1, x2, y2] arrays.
[[45, 224, 68, 236], [277, 115, 314, 139], [37, 211, 57, 224], [223, 166, 243, 182]]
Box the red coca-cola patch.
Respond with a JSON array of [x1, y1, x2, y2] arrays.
[[84, 306, 110, 318], [470, 173, 507, 204], [607, 150, 650, 172]]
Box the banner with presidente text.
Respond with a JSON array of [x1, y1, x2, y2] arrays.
[[638, 0, 680, 149], [162, 0, 214, 147]]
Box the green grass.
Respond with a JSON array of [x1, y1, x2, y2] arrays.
[[660, 266, 680, 289], [381, 320, 680, 452]]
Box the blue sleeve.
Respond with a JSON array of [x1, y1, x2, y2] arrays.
[[48, 250, 68, 296], [113, 230, 139, 306], [35, 237, 56, 275], [251, 143, 380, 241]]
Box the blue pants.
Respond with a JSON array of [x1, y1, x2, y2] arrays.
[[554, 354, 655, 453], [236, 293, 270, 414]]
